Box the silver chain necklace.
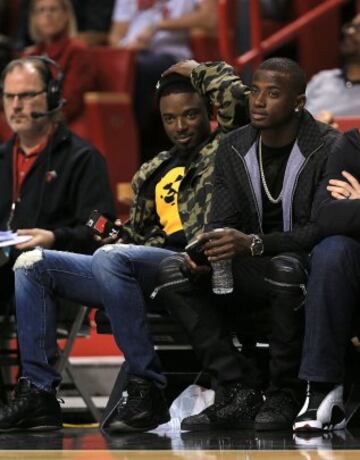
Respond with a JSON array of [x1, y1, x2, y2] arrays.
[[258, 136, 282, 204]]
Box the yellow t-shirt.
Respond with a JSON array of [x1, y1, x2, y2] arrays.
[[155, 166, 185, 235]]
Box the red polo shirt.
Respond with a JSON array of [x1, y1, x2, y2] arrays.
[[13, 135, 50, 200]]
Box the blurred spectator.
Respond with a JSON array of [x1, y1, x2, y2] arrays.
[[0, 34, 14, 83], [306, 14, 360, 122], [0, 1, 7, 35], [109, 0, 217, 162], [0, 34, 14, 143], [20, 0, 97, 137], [71, 0, 115, 46]]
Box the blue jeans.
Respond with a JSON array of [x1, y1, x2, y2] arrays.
[[14, 244, 175, 391], [299, 236, 360, 383]]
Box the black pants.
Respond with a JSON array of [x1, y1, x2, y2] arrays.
[[0, 261, 14, 316], [156, 254, 305, 399], [299, 236, 360, 384]]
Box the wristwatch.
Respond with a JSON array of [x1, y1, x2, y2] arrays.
[[249, 234, 264, 256]]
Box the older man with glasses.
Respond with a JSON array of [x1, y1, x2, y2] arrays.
[[0, 56, 114, 321]]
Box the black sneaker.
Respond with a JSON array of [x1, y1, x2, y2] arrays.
[[0, 378, 62, 432], [255, 390, 301, 431], [293, 384, 345, 432], [181, 383, 263, 431], [106, 376, 170, 433]]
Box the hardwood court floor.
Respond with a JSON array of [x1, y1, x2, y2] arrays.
[[1, 451, 360, 460], [1, 428, 360, 459]]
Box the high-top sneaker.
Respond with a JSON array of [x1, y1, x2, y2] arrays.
[[0, 378, 62, 432], [181, 382, 263, 431], [255, 389, 302, 431], [106, 376, 170, 433], [293, 383, 345, 432]]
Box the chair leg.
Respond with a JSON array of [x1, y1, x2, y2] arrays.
[[56, 306, 103, 422], [64, 362, 102, 423], [56, 306, 89, 374], [100, 361, 129, 430]]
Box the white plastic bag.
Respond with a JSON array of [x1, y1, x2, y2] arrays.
[[157, 384, 215, 431]]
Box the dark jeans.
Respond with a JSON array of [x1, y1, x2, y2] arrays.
[[157, 254, 305, 398], [14, 244, 175, 391], [299, 235, 360, 383]]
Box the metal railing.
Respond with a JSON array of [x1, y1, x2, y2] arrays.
[[219, 0, 350, 71]]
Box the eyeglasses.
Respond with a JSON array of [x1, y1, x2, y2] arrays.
[[33, 5, 64, 15], [342, 22, 360, 33], [2, 89, 46, 103]]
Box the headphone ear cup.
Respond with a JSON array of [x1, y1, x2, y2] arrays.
[[47, 78, 62, 111]]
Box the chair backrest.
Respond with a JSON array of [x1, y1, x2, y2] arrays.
[[89, 47, 136, 94], [83, 47, 139, 215]]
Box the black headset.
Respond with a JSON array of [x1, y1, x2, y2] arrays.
[[30, 55, 65, 112], [0, 55, 65, 115]]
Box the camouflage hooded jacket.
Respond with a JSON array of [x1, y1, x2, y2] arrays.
[[120, 61, 249, 247]]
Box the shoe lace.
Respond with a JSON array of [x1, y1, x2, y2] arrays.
[[117, 382, 149, 416]]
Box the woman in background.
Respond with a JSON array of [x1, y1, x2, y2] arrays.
[[21, 0, 96, 136]]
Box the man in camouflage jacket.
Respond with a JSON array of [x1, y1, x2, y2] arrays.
[[0, 60, 249, 434], [121, 60, 249, 246]]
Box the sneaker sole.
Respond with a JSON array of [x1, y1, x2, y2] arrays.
[[106, 415, 170, 433], [0, 416, 62, 433], [181, 421, 254, 432], [293, 419, 346, 432], [0, 424, 62, 433], [255, 421, 292, 431]]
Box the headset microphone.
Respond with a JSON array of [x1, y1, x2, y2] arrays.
[[31, 99, 66, 119]]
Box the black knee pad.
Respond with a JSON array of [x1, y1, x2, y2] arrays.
[[265, 252, 309, 299], [151, 253, 189, 300]]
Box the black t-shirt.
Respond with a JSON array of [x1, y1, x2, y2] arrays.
[[258, 140, 294, 233], [147, 150, 197, 251]]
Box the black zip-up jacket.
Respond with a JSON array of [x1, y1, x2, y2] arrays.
[[316, 129, 360, 238], [0, 123, 115, 255], [208, 110, 342, 255]]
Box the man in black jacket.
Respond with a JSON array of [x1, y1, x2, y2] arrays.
[[156, 57, 342, 432], [0, 56, 114, 311], [293, 129, 360, 433]]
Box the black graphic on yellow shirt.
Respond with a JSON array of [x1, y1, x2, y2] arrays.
[[155, 166, 185, 235]]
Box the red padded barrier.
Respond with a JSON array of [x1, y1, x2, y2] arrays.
[[84, 48, 139, 215], [334, 117, 360, 132]]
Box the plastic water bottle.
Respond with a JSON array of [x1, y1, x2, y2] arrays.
[[211, 259, 233, 295]]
